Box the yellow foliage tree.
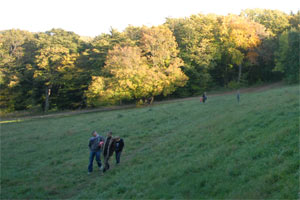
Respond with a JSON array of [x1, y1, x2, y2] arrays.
[[34, 45, 78, 111], [86, 26, 188, 106], [219, 14, 267, 84]]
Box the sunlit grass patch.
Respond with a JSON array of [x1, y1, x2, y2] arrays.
[[0, 119, 24, 124]]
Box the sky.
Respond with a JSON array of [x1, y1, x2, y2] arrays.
[[1, 0, 299, 37]]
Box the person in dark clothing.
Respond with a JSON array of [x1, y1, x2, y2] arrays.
[[114, 136, 124, 164], [88, 131, 104, 174], [202, 92, 207, 103], [102, 132, 116, 173]]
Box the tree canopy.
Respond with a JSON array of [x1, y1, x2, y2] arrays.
[[1, 9, 298, 113], [86, 26, 188, 106]]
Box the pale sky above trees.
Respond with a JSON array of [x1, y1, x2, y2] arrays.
[[1, 0, 298, 36]]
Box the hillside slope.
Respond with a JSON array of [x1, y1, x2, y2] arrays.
[[0, 82, 283, 121], [1, 84, 299, 199]]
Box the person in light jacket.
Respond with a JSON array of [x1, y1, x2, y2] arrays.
[[88, 131, 104, 174]]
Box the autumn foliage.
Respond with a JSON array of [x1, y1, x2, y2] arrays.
[[0, 9, 299, 112], [86, 26, 188, 106]]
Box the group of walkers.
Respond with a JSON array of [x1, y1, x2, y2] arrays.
[[201, 91, 240, 104], [88, 92, 209, 174], [88, 131, 124, 174]]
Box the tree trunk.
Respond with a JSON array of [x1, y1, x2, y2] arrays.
[[224, 66, 228, 86], [237, 64, 242, 103], [150, 96, 154, 105], [45, 86, 51, 112], [238, 64, 242, 85]]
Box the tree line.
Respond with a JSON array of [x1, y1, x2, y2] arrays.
[[0, 9, 299, 113]]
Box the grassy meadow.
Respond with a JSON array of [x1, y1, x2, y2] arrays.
[[1, 84, 299, 199]]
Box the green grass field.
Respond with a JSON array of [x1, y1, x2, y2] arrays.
[[1, 84, 299, 199]]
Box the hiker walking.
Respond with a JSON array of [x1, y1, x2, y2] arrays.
[[88, 131, 104, 174], [202, 92, 207, 103], [237, 90, 240, 103], [103, 131, 116, 172], [114, 136, 124, 164]]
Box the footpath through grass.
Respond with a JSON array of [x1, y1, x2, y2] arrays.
[[1, 84, 299, 199]]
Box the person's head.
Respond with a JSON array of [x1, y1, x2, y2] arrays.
[[115, 136, 120, 141], [91, 130, 97, 137], [107, 131, 112, 137]]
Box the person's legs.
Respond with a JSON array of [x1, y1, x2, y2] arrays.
[[103, 156, 110, 172], [116, 151, 121, 164], [88, 151, 96, 172], [103, 156, 107, 172], [106, 156, 110, 170], [115, 152, 118, 163], [95, 151, 102, 169]]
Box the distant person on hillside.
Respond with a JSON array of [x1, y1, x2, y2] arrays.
[[114, 136, 124, 164], [237, 90, 240, 103], [88, 131, 104, 174], [202, 92, 207, 103], [103, 131, 116, 172], [147, 97, 154, 105]]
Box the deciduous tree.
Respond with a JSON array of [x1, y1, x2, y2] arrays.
[[34, 45, 78, 111], [86, 26, 188, 106], [218, 14, 267, 85], [274, 28, 300, 83]]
